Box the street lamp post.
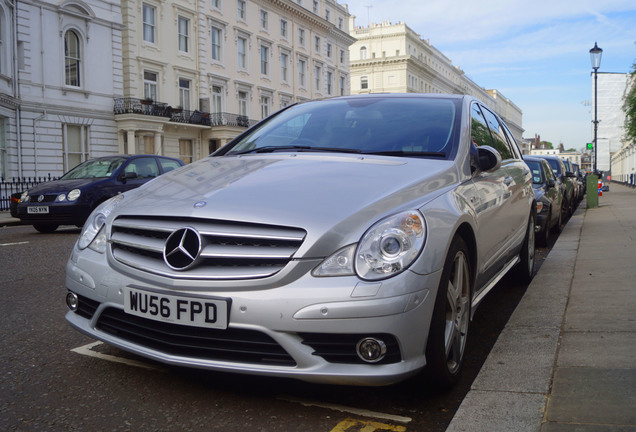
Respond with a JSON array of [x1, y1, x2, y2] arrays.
[[590, 42, 603, 173]]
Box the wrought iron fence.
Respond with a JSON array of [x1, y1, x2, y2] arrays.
[[0, 175, 57, 212], [113, 98, 258, 128]]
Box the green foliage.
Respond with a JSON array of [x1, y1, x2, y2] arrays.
[[624, 62, 636, 145], [542, 141, 553, 149]]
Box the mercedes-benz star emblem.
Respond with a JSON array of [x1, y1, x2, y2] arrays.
[[163, 227, 202, 270]]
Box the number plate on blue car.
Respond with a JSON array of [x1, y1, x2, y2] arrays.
[[123, 287, 228, 329], [27, 206, 49, 214]]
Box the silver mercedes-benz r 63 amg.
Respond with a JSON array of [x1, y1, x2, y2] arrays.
[[65, 94, 535, 388]]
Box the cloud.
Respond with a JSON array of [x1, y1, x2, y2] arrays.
[[343, 0, 636, 146]]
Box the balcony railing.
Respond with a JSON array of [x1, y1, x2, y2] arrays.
[[113, 98, 258, 128]]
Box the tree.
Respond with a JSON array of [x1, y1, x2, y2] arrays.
[[624, 62, 636, 144]]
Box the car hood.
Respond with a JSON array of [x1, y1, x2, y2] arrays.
[[27, 178, 103, 194], [115, 154, 458, 256]]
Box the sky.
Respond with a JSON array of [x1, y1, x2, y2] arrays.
[[342, 0, 636, 151]]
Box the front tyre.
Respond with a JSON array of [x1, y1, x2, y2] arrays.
[[424, 236, 472, 390], [33, 223, 59, 233]]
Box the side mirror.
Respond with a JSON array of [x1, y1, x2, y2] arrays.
[[546, 179, 555, 189], [119, 171, 137, 182], [476, 145, 502, 173]]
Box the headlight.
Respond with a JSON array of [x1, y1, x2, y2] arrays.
[[78, 194, 124, 252], [355, 210, 426, 280], [314, 210, 427, 280], [68, 189, 81, 201], [21, 191, 30, 202], [56, 193, 67, 202]]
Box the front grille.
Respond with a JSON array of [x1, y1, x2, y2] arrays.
[[300, 333, 402, 364], [109, 216, 306, 280], [96, 307, 296, 366], [31, 195, 56, 203]]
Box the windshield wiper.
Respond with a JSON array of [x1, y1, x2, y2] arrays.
[[362, 150, 447, 158], [231, 146, 362, 155]]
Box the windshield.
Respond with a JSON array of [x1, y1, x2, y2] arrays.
[[525, 160, 545, 185], [222, 97, 459, 158], [60, 157, 126, 180]]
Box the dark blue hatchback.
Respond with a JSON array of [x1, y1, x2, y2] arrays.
[[17, 155, 184, 233]]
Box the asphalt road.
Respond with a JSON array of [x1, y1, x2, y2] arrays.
[[0, 223, 554, 432]]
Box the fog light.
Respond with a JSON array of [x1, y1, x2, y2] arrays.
[[356, 338, 387, 363], [66, 292, 79, 311]]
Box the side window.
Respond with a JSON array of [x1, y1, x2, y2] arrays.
[[470, 104, 492, 148], [158, 158, 182, 173], [544, 161, 556, 181], [501, 122, 522, 159], [480, 107, 513, 160], [124, 157, 159, 179]]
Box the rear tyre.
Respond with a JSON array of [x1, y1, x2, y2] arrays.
[[514, 212, 535, 284], [424, 236, 472, 390], [33, 223, 59, 233]]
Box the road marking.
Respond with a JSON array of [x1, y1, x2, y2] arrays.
[[0, 241, 29, 247], [278, 396, 412, 424], [71, 341, 164, 371], [330, 418, 407, 432]]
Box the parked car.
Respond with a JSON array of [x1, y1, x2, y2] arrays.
[[65, 94, 535, 388], [524, 156, 563, 246], [561, 159, 582, 203], [535, 155, 576, 217], [17, 155, 184, 233], [571, 162, 585, 201]]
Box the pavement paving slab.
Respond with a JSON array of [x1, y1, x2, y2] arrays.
[[546, 367, 636, 425]]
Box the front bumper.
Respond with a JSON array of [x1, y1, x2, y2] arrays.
[[65, 243, 441, 386], [18, 202, 91, 226]]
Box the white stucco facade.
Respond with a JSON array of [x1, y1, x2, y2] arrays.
[[115, 0, 355, 163], [609, 72, 635, 184], [2, 0, 123, 179]]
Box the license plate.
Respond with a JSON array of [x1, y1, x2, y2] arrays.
[[123, 287, 228, 329], [27, 206, 49, 214]]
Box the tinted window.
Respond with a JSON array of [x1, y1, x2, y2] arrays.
[[544, 158, 564, 176], [543, 161, 556, 181], [470, 104, 492, 148], [225, 97, 459, 158], [124, 157, 159, 179], [159, 158, 182, 172], [480, 107, 513, 160]]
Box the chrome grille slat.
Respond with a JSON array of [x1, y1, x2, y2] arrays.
[[200, 244, 298, 259], [114, 216, 305, 242], [110, 216, 305, 280], [110, 231, 166, 253]]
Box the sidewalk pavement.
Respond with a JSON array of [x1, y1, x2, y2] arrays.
[[447, 183, 636, 432]]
